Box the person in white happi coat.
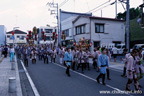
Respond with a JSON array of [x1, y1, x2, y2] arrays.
[[126, 50, 140, 91], [121, 49, 131, 77], [50, 48, 57, 63], [92, 48, 99, 70], [31, 49, 37, 64], [59, 47, 65, 64], [71, 47, 76, 70], [77, 48, 85, 73], [83, 48, 90, 70]]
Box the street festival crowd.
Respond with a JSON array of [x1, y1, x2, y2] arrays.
[[0, 44, 144, 92]]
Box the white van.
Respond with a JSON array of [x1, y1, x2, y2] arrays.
[[116, 44, 125, 55]]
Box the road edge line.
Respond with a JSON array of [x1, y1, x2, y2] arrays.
[[20, 60, 40, 96]]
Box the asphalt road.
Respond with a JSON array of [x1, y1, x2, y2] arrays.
[[20, 56, 144, 96]]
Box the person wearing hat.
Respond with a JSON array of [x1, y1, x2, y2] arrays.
[[64, 47, 73, 77], [96, 47, 109, 85]]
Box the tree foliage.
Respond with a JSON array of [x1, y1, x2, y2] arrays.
[[117, 7, 141, 20]]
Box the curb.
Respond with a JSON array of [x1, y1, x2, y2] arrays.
[[20, 60, 40, 96], [15, 56, 23, 96]]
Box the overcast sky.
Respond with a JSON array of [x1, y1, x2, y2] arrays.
[[0, 0, 142, 32]]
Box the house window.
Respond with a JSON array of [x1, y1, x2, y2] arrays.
[[76, 25, 85, 35], [95, 24, 104, 33], [19, 36, 25, 40], [7, 36, 10, 38], [64, 29, 69, 37]]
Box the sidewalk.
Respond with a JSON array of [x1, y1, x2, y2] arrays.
[[0, 56, 22, 96]]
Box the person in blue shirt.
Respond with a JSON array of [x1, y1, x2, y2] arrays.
[[64, 47, 73, 77], [96, 47, 109, 85]]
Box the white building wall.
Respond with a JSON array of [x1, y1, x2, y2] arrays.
[[61, 16, 77, 40], [91, 19, 125, 45], [73, 17, 125, 51], [73, 17, 90, 42], [6, 34, 27, 45]]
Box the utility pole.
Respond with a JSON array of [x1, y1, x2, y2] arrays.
[[126, 0, 130, 51], [115, 0, 117, 19], [47, 1, 60, 46], [142, 0, 144, 25], [101, 10, 102, 17]]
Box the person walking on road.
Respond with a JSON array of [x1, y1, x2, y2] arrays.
[[10, 46, 15, 62], [84, 48, 90, 70], [125, 50, 140, 91], [43, 48, 49, 64], [59, 47, 65, 65], [121, 49, 130, 77], [50, 48, 57, 63], [71, 47, 76, 70], [31, 49, 37, 64], [23, 47, 29, 67], [64, 47, 73, 77], [77, 48, 85, 73], [3, 45, 8, 58], [96, 47, 109, 85], [112, 46, 118, 62], [106, 49, 111, 80], [92, 48, 99, 70]]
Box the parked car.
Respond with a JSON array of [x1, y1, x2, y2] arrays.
[[130, 44, 144, 52], [116, 44, 125, 55]]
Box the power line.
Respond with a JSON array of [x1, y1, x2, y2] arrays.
[[92, 3, 113, 13], [59, 0, 67, 7], [59, 0, 70, 8], [92, 1, 124, 15], [87, 0, 111, 13]]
